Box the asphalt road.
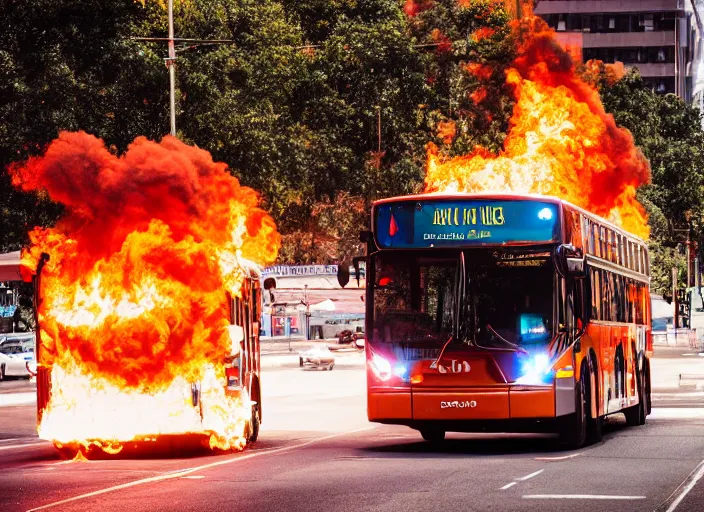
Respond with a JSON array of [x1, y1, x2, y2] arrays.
[[1, 349, 704, 512]]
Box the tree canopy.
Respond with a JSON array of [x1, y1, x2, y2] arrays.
[[1, 0, 703, 296]]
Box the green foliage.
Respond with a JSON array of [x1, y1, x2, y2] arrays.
[[0, 0, 168, 251], [5, 0, 700, 283], [597, 69, 704, 296]]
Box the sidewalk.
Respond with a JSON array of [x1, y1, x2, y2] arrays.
[[260, 336, 358, 356], [652, 346, 704, 392]]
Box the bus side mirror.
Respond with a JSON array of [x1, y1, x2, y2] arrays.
[[555, 244, 585, 279], [337, 263, 350, 288]]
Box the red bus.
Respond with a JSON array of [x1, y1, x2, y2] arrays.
[[360, 193, 651, 448]]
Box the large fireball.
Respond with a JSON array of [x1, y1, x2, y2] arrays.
[[424, 11, 651, 238], [11, 132, 280, 451]]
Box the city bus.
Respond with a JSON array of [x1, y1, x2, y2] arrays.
[[360, 193, 651, 448], [33, 254, 263, 454]]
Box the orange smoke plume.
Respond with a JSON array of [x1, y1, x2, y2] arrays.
[[424, 16, 650, 238], [12, 131, 280, 450]]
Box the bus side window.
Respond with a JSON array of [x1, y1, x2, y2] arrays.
[[591, 268, 600, 320], [227, 292, 235, 325]]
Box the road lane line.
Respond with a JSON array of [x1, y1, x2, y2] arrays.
[[523, 495, 646, 500], [500, 482, 517, 490], [535, 453, 583, 461], [655, 459, 704, 512], [180, 476, 205, 480], [0, 440, 48, 452], [516, 469, 544, 481], [26, 426, 376, 512]]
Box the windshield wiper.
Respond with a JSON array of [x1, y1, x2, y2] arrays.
[[428, 335, 454, 370], [484, 324, 528, 355]]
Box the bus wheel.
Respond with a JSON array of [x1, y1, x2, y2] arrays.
[[0, 364, 5, 381], [585, 364, 603, 443], [624, 366, 646, 427], [420, 428, 445, 443], [559, 370, 587, 449], [247, 404, 260, 443]]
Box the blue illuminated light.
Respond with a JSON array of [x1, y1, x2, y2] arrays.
[[538, 207, 553, 221], [393, 363, 409, 382], [515, 353, 554, 386]]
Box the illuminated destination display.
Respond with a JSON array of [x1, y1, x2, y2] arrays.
[[374, 198, 561, 248]]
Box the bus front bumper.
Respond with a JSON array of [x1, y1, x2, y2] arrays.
[[368, 383, 572, 427]]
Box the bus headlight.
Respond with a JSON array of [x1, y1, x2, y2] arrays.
[[515, 353, 553, 385], [370, 353, 392, 381]]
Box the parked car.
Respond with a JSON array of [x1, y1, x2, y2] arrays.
[[0, 341, 36, 380], [299, 346, 335, 371]]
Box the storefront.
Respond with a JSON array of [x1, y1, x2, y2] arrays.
[[260, 264, 365, 339], [0, 251, 22, 333]]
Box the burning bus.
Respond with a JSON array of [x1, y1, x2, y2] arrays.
[[360, 193, 652, 448], [13, 132, 279, 456]]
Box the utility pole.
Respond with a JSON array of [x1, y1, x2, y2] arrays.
[[167, 0, 177, 137], [673, 266, 679, 331]]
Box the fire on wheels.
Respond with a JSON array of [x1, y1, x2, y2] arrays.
[[357, 193, 652, 448]]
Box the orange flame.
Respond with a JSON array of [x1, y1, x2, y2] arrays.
[[437, 120, 457, 145], [11, 131, 280, 451], [424, 15, 650, 238]]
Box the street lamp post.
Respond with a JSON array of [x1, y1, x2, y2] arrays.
[[167, 0, 177, 136]]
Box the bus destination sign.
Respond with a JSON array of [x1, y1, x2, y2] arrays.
[[374, 199, 560, 249]]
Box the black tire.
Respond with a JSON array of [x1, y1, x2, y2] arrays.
[[420, 429, 445, 443], [0, 364, 5, 382], [645, 361, 652, 415], [585, 361, 603, 443], [559, 369, 588, 449], [328, 363, 334, 371], [299, 357, 303, 367], [248, 404, 260, 443], [624, 363, 646, 427]]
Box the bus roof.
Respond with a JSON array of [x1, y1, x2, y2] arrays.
[[373, 192, 647, 246]]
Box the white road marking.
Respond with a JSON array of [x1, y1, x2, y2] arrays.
[[650, 408, 704, 419], [655, 459, 704, 512], [180, 475, 205, 480], [500, 468, 544, 490], [523, 495, 646, 500], [0, 438, 24, 444], [535, 453, 583, 461], [516, 469, 544, 481], [26, 426, 376, 511], [0, 393, 36, 407], [0, 440, 48, 452]]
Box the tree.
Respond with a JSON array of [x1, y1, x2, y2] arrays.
[[592, 66, 704, 296], [0, 0, 168, 252]]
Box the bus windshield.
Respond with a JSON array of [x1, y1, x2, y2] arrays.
[[371, 249, 555, 350]]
